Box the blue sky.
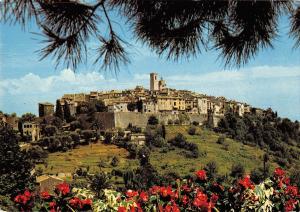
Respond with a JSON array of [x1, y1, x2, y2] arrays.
[[0, 12, 300, 120]]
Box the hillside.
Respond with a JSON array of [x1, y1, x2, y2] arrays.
[[38, 126, 280, 177]]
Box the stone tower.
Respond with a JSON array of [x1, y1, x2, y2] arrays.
[[150, 73, 159, 91]]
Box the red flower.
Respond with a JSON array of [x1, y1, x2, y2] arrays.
[[49, 201, 56, 208], [24, 190, 31, 198], [284, 199, 297, 212], [182, 195, 189, 205], [56, 182, 70, 195], [14, 195, 29, 205], [118, 206, 127, 212], [195, 170, 207, 181], [193, 197, 209, 209], [69, 197, 82, 209], [238, 176, 254, 190], [274, 167, 285, 178], [149, 186, 161, 195], [181, 184, 191, 193], [210, 193, 219, 204], [40, 191, 51, 199], [126, 189, 139, 198], [285, 186, 298, 197], [160, 186, 173, 198], [81, 198, 92, 206], [139, 191, 148, 202]]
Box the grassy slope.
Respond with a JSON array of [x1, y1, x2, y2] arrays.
[[150, 126, 279, 176], [37, 142, 139, 175], [39, 126, 279, 177]]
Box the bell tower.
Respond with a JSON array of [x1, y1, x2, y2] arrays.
[[150, 73, 159, 91]]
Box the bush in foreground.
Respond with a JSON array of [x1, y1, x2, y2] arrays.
[[11, 168, 300, 212]]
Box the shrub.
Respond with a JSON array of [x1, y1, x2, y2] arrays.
[[217, 135, 226, 144], [204, 161, 218, 179], [192, 121, 199, 126], [44, 125, 57, 136], [250, 168, 265, 184], [230, 163, 245, 178], [188, 126, 196, 135], [167, 119, 174, 125], [148, 115, 159, 125], [174, 119, 180, 125], [111, 156, 120, 167]]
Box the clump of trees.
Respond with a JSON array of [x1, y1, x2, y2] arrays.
[[169, 133, 200, 158], [216, 111, 300, 168]]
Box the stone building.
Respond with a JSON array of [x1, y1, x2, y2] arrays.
[[39, 102, 54, 117], [157, 96, 185, 111], [22, 121, 41, 141], [197, 98, 208, 115], [36, 175, 64, 193], [107, 103, 129, 112]]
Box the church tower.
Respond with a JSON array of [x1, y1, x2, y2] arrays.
[[150, 73, 159, 91]]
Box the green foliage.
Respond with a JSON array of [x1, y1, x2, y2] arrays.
[[89, 171, 111, 198], [0, 123, 34, 196], [290, 169, 300, 188], [216, 112, 300, 168], [27, 145, 48, 163]]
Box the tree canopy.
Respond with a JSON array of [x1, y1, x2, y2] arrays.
[[1, 0, 300, 71], [0, 122, 34, 196]]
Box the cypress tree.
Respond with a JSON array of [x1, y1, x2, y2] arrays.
[[64, 100, 71, 123], [55, 99, 64, 120]]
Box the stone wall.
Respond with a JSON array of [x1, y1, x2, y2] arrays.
[[95, 112, 210, 130], [95, 112, 115, 129]]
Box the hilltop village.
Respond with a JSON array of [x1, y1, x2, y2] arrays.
[[1, 73, 265, 142]]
